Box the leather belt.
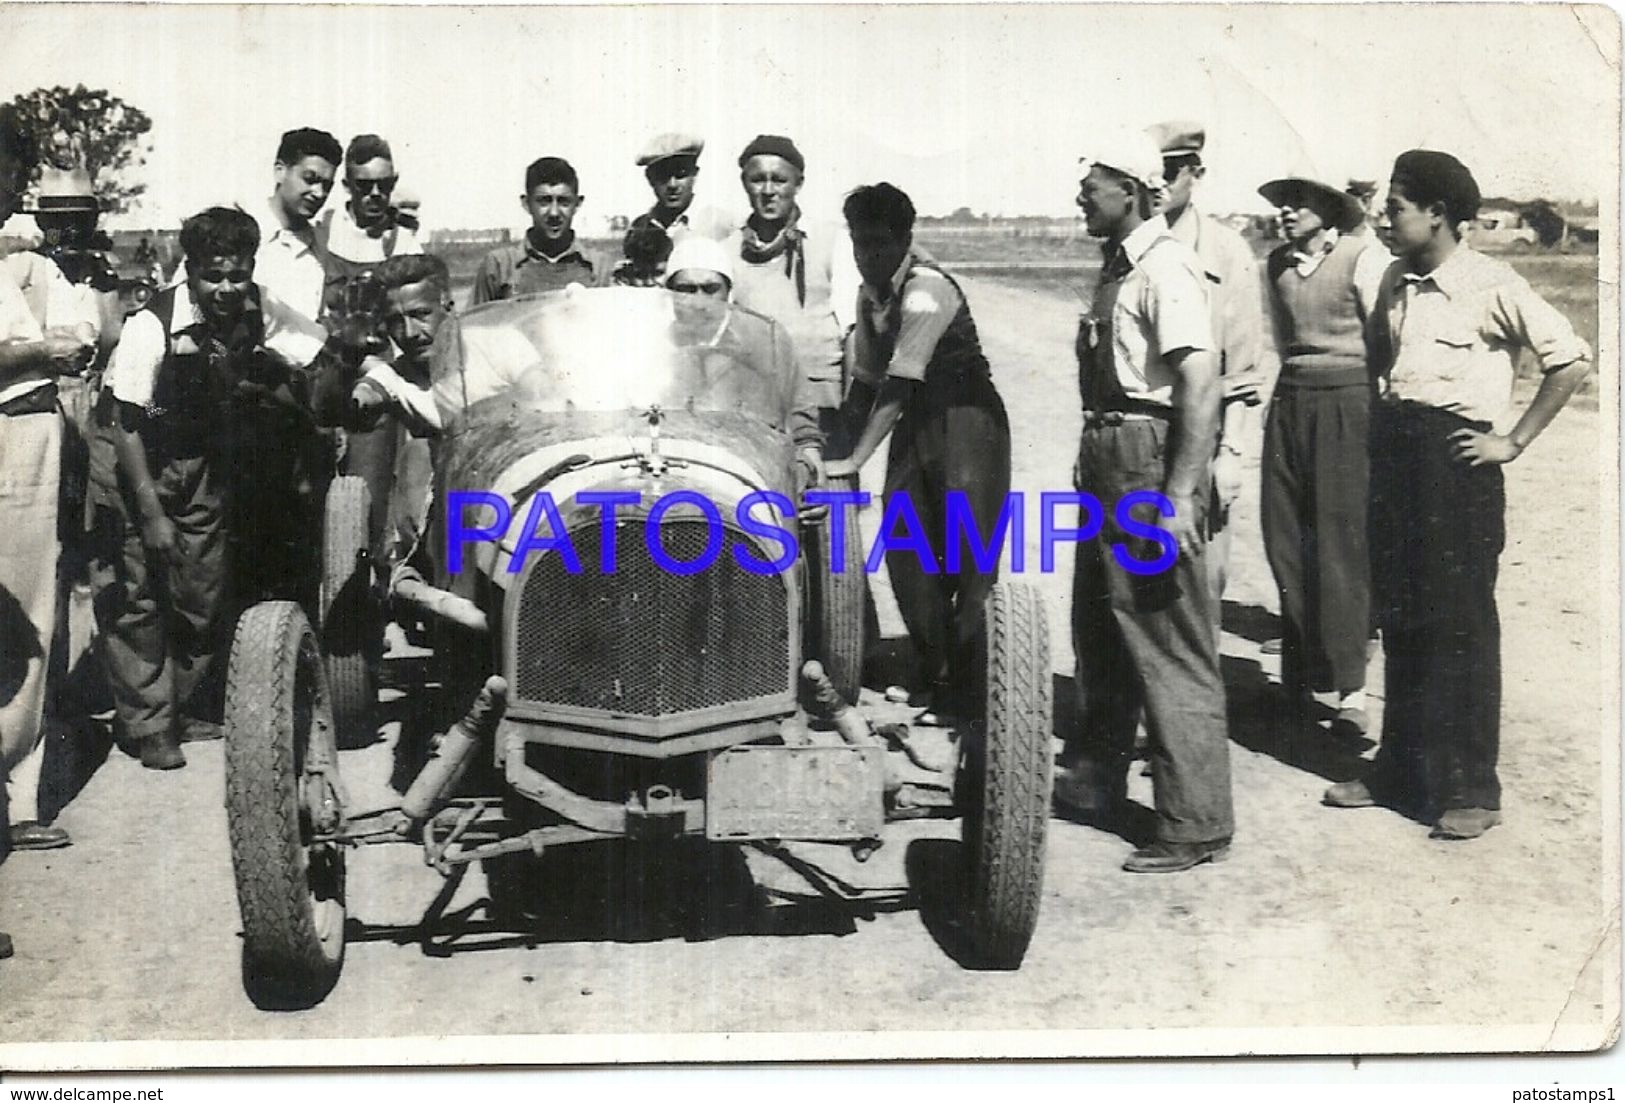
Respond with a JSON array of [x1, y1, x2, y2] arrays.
[[1081, 400, 1172, 428], [0, 381, 60, 418]]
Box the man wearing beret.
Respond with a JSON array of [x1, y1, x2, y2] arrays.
[[629, 133, 731, 247], [1148, 121, 1268, 624], [470, 156, 608, 305], [1257, 175, 1391, 739], [726, 134, 858, 449], [1324, 150, 1592, 840], [1055, 129, 1233, 873]]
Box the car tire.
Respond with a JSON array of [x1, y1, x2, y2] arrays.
[[807, 472, 867, 704], [960, 579, 1052, 969], [225, 601, 347, 1010], [320, 475, 378, 749]]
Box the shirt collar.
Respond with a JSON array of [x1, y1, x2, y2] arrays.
[[1118, 217, 1171, 266], [518, 230, 585, 267], [264, 197, 306, 242], [173, 279, 265, 335], [1400, 243, 1475, 298], [1290, 227, 1340, 269], [860, 248, 917, 309]]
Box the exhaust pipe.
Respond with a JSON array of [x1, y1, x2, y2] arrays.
[[400, 676, 508, 833], [390, 564, 488, 633]]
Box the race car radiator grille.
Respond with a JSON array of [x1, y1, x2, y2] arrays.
[[511, 518, 791, 718]]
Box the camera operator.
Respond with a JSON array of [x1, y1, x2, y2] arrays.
[[0, 109, 96, 894]]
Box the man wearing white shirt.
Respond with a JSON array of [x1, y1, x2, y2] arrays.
[[0, 107, 96, 866], [253, 127, 342, 323]]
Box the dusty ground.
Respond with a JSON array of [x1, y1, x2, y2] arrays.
[[0, 274, 1614, 1063]]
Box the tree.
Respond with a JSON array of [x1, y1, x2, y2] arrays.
[[8, 85, 153, 212], [1518, 199, 1566, 248]]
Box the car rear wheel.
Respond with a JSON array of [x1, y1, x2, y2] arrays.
[[807, 472, 867, 704], [960, 579, 1052, 969], [320, 474, 378, 749], [225, 601, 348, 1009]]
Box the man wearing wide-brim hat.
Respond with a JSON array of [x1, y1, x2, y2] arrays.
[[5, 160, 104, 348], [0, 113, 97, 867], [1256, 174, 1392, 745]]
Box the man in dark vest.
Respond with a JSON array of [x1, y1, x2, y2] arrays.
[[100, 207, 343, 768], [1258, 176, 1391, 738], [825, 182, 1010, 722]]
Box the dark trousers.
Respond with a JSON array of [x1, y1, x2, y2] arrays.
[[1069, 419, 1234, 845], [343, 421, 399, 570], [1261, 383, 1372, 695], [882, 394, 1012, 700], [101, 455, 227, 738], [1368, 403, 1504, 813]]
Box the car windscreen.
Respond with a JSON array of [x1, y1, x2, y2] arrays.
[[436, 286, 798, 428]]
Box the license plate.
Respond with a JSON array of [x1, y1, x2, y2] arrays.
[[706, 745, 885, 841]]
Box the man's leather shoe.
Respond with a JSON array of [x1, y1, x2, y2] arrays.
[[9, 822, 71, 850], [140, 729, 185, 770], [1334, 706, 1368, 735], [1323, 779, 1378, 808], [1431, 807, 1502, 840], [1122, 838, 1230, 873], [1053, 762, 1123, 819], [0, 931, 13, 959]]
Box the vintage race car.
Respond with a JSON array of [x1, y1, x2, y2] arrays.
[[221, 287, 1053, 1009]]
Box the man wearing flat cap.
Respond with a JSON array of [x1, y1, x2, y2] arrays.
[[1257, 175, 1391, 740], [1148, 120, 1269, 623], [726, 134, 858, 457], [1323, 150, 1592, 842], [630, 132, 731, 247], [1055, 127, 1233, 874]]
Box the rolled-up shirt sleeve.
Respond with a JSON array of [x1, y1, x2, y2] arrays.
[[1146, 256, 1213, 357], [885, 272, 960, 383], [105, 309, 167, 407], [1491, 276, 1592, 374]]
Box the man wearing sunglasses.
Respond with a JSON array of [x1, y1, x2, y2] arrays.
[[1147, 121, 1268, 634], [317, 134, 425, 584]]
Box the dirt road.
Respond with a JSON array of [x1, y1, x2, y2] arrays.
[[0, 277, 1613, 1063]]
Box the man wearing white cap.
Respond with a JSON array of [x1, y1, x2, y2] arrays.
[[1148, 121, 1268, 622], [1056, 127, 1233, 873], [629, 133, 731, 245], [663, 236, 824, 487]]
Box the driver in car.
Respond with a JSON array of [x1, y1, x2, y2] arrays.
[[663, 235, 824, 496]]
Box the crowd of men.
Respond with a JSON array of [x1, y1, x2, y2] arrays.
[[0, 109, 1595, 957]]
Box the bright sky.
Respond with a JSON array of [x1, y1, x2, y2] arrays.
[[1, 2, 1617, 236]]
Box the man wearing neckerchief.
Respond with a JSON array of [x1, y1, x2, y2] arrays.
[[726, 135, 858, 452]]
